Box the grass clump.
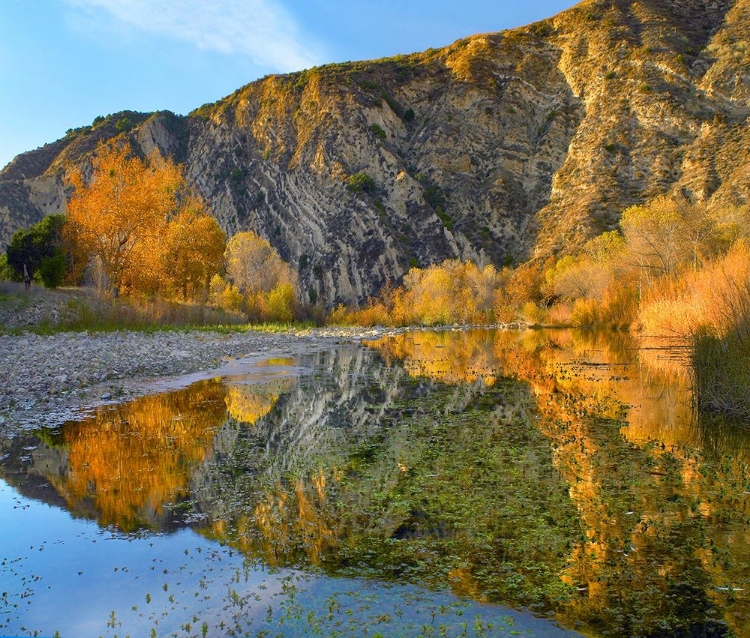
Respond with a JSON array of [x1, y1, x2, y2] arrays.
[[637, 240, 750, 419], [693, 328, 750, 420], [47, 295, 247, 334], [38, 293, 323, 335]]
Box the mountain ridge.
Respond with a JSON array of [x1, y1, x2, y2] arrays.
[[2, 0, 749, 305]]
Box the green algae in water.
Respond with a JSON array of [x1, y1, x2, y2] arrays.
[[1, 329, 749, 637], [200, 376, 581, 609]]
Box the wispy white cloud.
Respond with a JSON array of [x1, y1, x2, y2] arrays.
[[64, 0, 323, 71]]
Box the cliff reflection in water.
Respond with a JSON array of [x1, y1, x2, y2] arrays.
[[0, 330, 748, 637], [193, 345, 578, 611], [370, 329, 750, 637]]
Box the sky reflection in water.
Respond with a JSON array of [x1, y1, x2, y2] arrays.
[[0, 329, 748, 637]]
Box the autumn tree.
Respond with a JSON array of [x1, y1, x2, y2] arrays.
[[225, 231, 296, 295], [160, 196, 226, 300], [217, 231, 298, 322], [66, 143, 179, 294], [65, 142, 224, 298], [546, 231, 627, 302], [544, 231, 637, 326], [620, 196, 716, 281], [467, 263, 500, 323], [388, 260, 503, 325], [402, 262, 455, 325]]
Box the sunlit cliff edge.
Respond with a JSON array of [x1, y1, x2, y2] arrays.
[[1, 0, 748, 305]]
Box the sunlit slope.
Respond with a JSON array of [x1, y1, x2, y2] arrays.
[[2, 0, 749, 305]]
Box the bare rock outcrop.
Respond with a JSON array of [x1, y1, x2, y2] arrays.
[[1, 0, 748, 305]]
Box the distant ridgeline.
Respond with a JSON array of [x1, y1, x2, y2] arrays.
[[1, 0, 748, 306]]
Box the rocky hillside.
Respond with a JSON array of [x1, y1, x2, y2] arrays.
[[1, 0, 749, 305]]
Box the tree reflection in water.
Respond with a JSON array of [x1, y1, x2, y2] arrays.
[[1, 330, 747, 637], [370, 329, 749, 637]]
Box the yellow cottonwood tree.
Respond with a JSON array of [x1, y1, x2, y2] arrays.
[[161, 196, 226, 300], [620, 196, 715, 280], [65, 142, 224, 298], [218, 231, 298, 322], [66, 143, 179, 294], [225, 231, 297, 294]]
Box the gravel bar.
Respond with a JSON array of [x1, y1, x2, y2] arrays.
[[0, 327, 402, 434]]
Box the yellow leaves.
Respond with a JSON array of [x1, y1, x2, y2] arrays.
[[583, 230, 626, 263], [621, 195, 718, 276], [342, 260, 535, 326], [544, 195, 748, 329], [211, 231, 299, 322], [209, 274, 243, 310], [224, 379, 292, 425], [225, 231, 297, 295], [398, 260, 502, 325], [162, 200, 225, 299], [621, 196, 682, 229], [65, 142, 224, 299], [265, 283, 296, 323], [53, 380, 227, 531]]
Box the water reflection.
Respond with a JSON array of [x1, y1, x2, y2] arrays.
[[0, 377, 293, 532], [0, 330, 748, 637], [370, 329, 750, 637]]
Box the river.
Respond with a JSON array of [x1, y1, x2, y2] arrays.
[[0, 328, 747, 637]]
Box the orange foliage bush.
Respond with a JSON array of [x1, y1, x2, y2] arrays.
[[638, 240, 750, 338]]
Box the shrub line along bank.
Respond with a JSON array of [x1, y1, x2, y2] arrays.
[[3, 151, 749, 420]]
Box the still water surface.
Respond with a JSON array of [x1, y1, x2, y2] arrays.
[[0, 329, 748, 637]]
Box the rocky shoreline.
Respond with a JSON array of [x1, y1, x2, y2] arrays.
[[0, 327, 400, 435]]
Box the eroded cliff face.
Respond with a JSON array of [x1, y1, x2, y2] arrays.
[[1, 0, 749, 305]]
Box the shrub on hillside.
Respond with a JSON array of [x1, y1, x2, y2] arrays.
[[369, 124, 387, 139], [347, 172, 376, 193]]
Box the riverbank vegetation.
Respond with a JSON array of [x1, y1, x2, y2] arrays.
[[208, 231, 301, 323], [3, 148, 749, 416], [1, 142, 310, 328], [65, 143, 226, 299], [336, 195, 746, 332], [549, 198, 750, 420], [336, 195, 750, 419]]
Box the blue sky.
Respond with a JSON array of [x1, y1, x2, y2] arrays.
[[0, 0, 577, 170]]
